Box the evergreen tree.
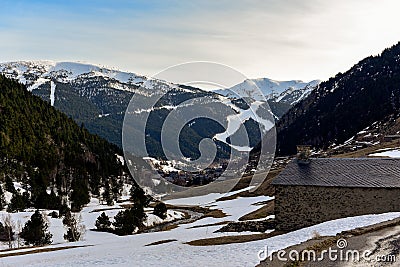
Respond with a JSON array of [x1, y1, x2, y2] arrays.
[[102, 182, 113, 206], [153, 202, 167, 219], [4, 176, 15, 193], [33, 189, 61, 210], [20, 210, 52, 246], [95, 212, 111, 231], [70, 176, 90, 211], [0, 75, 130, 212], [7, 190, 26, 212], [113, 204, 146, 235], [59, 203, 70, 218], [130, 186, 150, 207]]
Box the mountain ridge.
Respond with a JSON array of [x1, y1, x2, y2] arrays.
[[0, 74, 133, 211], [273, 41, 400, 155]]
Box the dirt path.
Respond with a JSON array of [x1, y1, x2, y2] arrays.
[[258, 217, 400, 267]]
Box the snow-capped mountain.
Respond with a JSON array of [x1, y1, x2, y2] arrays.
[[272, 42, 400, 156], [215, 78, 320, 105], [0, 61, 274, 163], [0, 60, 146, 94]]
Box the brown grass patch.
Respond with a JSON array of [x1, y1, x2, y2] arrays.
[[187, 221, 232, 229], [90, 207, 123, 213], [332, 139, 400, 158], [239, 199, 274, 221], [186, 230, 286, 246], [144, 239, 178, 246], [216, 170, 281, 201], [0, 245, 92, 258], [203, 209, 227, 218]]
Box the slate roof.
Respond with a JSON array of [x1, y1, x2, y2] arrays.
[[272, 158, 400, 188]]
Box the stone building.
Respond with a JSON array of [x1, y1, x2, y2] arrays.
[[272, 157, 400, 231]]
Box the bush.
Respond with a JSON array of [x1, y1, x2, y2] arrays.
[[49, 211, 59, 218], [153, 202, 167, 219], [59, 203, 70, 218], [5, 176, 16, 193], [7, 191, 26, 212], [62, 211, 84, 242], [95, 212, 112, 231], [130, 186, 150, 206], [0, 221, 14, 242], [113, 204, 146, 235], [20, 210, 52, 246]]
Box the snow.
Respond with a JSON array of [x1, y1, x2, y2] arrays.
[[0, 61, 145, 89], [143, 157, 180, 173], [50, 81, 56, 106], [214, 100, 274, 150], [369, 149, 400, 158], [115, 154, 125, 165], [215, 78, 320, 102], [98, 113, 110, 118], [27, 77, 50, 92]]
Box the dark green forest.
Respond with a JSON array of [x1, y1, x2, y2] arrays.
[[0, 75, 133, 211]]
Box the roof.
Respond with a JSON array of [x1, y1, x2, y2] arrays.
[[272, 158, 400, 188]]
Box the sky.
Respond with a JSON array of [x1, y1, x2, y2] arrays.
[[1, 0, 400, 82]]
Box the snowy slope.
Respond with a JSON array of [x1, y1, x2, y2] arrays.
[[1, 191, 399, 267], [215, 78, 320, 104]]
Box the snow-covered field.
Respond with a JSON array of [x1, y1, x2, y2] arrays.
[[1, 188, 399, 267], [369, 148, 400, 158]]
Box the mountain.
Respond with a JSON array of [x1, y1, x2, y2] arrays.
[[214, 78, 320, 118], [0, 74, 132, 211], [0, 61, 274, 162], [274, 42, 400, 155], [0, 61, 144, 148], [214, 78, 320, 103]]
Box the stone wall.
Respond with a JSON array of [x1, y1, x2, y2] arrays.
[[274, 185, 400, 231]]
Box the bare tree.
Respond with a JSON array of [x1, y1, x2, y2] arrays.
[[2, 214, 15, 249], [16, 220, 23, 248], [63, 211, 85, 242]]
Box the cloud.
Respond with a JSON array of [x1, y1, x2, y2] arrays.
[[1, 0, 400, 81]]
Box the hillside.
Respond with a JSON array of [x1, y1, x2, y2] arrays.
[[274, 42, 400, 155], [0, 61, 275, 162], [0, 75, 131, 211]]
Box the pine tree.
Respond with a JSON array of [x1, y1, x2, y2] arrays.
[[59, 203, 70, 218], [20, 210, 52, 246], [113, 204, 146, 235], [0, 185, 6, 210], [153, 202, 167, 219], [7, 190, 26, 212], [4, 176, 15, 193], [70, 176, 90, 211], [102, 182, 113, 206], [95, 212, 111, 231], [130, 186, 150, 207]]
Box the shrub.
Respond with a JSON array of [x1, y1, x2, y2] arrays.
[[49, 211, 59, 218], [113, 204, 146, 235], [20, 210, 52, 246], [95, 212, 112, 231], [153, 202, 167, 219], [62, 211, 85, 242]]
